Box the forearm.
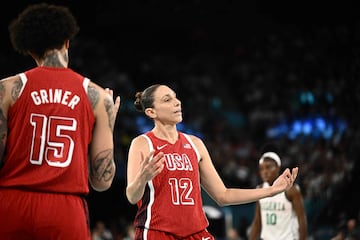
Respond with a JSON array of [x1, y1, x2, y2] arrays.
[[298, 218, 308, 240], [126, 174, 148, 204], [248, 229, 260, 240], [217, 187, 275, 206], [248, 223, 261, 240], [89, 149, 116, 191]]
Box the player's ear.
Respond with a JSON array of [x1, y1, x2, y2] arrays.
[[145, 108, 156, 118]]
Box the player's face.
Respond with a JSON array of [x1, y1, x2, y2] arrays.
[[259, 159, 280, 184], [152, 85, 182, 124]]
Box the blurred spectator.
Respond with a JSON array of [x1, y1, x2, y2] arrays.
[[92, 221, 113, 240], [227, 227, 243, 240], [331, 218, 360, 240], [123, 223, 135, 240]]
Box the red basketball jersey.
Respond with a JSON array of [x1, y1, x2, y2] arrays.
[[0, 66, 95, 195], [134, 131, 209, 238]]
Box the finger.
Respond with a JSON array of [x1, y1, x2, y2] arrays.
[[151, 152, 164, 164], [105, 88, 114, 98], [147, 150, 155, 162], [292, 167, 299, 180], [283, 168, 293, 184], [154, 162, 165, 175], [282, 168, 290, 177], [114, 96, 121, 111]]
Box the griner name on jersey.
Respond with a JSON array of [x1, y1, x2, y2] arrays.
[[164, 153, 194, 171], [31, 88, 80, 109]]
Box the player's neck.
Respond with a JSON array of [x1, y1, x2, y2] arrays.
[[36, 49, 69, 68], [152, 126, 178, 144]]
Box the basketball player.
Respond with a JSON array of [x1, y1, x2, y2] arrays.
[[248, 152, 307, 240], [126, 84, 299, 240], [0, 3, 120, 239]]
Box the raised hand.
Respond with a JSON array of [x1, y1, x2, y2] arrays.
[[104, 88, 120, 131], [272, 167, 299, 194], [139, 150, 165, 182]]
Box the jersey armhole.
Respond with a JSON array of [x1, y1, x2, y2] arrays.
[[183, 133, 201, 162], [141, 134, 154, 152], [18, 73, 28, 98], [83, 77, 90, 93]]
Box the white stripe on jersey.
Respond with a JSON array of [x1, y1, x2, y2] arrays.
[[141, 134, 156, 240]]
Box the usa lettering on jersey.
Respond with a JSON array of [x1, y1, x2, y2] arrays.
[[164, 153, 193, 171]]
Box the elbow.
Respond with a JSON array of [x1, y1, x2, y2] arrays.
[[212, 194, 228, 207], [126, 188, 139, 205], [127, 197, 138, 205], [217, 200, 228, 207], [89, 159, 116, 192], [90, 180, 112, 192], [213, 197, 226, 207]]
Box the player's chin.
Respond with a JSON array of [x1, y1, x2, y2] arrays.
[[175, 114, 183, 122], [176, 117, 183, 124], [262, 176, 270, 182]]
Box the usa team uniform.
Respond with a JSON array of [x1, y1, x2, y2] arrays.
[[134, 131, 213, 240], [0, 66, 95, 239]]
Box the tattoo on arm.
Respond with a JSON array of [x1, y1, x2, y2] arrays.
[[0, 82, 5, 103], [11, 78, 23, 101], [104, 97, 115, 131], [0, 110, 6, 167], [0, 83, 7, 167], [90, 149, 115, 183], [87, 86, 99, 110]]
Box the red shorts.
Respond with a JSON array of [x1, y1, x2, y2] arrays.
[[135, 227, 215, 240], [0, 188, 91, 240]]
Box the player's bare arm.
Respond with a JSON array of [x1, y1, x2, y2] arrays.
[[248, 201, 262, 240], [126, 136, 165, 204], [87, 83, 119, 191], [287, 185, 308, 240], [0, 76, 23, 166], [195, 135, 298, 205], [0, 81, 7, 165]]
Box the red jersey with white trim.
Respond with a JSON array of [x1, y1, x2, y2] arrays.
[[0, 66, 95, 195], [134, 131, 209, 237]]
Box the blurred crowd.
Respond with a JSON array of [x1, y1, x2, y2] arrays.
[[1, 3, 359, 239]]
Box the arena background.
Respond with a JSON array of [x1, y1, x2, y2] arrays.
[[0, 1, 358, 239]]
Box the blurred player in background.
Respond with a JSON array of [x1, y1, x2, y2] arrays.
[[0, 3, 120, 239], [248, 150, 307, 240]]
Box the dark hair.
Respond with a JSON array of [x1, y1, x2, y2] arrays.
[[134, 84, 161, 112], [8, 3, 79, 57]]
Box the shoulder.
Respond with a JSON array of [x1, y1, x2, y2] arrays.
[[285, 183, 302, 201], [187, 134, 204, 145], [128, 134, 153, 156], [0, 74, 21, 85], [87, 81, 106, 96], [87, 80, 103, 90], [130, 134, 150, 148], [0, 74, 22, 102], [86, 81, 112, 109]]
